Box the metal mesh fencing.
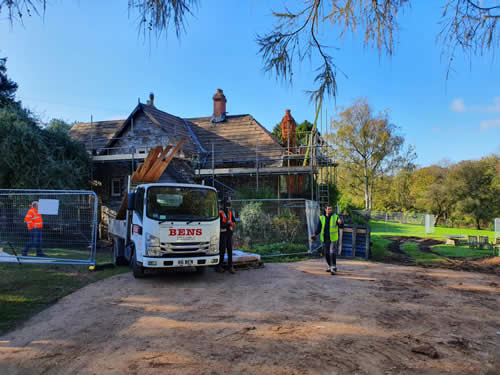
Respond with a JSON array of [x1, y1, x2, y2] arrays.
[[352, 210, 432, 235], [495, 218, 500, 242], [231, 199, 311, 256], [0, 190, 97, 265]]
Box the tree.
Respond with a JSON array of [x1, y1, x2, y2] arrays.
[[0, 108, 90, 189], [272, 119, 314, 146], [449, 156, 500, 229], [46, 118, 72, 133], [330, 98, 406, 211], [272, 123, 283, 143], [0, 57, 18, 107], [2, 1, 498, 103], [296, 120, 313, 145]]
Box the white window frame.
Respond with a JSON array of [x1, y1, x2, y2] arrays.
[[111, 178, 122, 197]]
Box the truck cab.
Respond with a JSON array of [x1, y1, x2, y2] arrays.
[[109, 183, 220, 278]]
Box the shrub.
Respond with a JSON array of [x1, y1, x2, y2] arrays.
[[272, 210, 301, 241], [238, 202, 271, 246]]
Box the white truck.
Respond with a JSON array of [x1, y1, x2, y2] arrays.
[[109, 183, 220, 278]]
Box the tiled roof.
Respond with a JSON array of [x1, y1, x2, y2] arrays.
[[141, 104, 200, 155], [69, 120, 125, 152], [70, 104, 201, 155], [187, 115, 283, 168]]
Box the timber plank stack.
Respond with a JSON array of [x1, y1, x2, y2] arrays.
[[115, 138, 185, 220]]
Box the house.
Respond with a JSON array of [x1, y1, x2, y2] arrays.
[[70, 89, 329, 204]]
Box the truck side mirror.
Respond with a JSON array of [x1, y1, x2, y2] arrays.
[[127, 192, 136, 211]]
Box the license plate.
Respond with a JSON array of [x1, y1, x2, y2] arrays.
[[179, 259, 194, 266]]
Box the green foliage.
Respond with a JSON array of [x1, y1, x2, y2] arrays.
[[330, 98, 409, 211], [349, 213, 369, 226], [369, 237, 391, 261], [337, 192, 358, 214], [272, 210, 301, 240], [272, 123, 282, 143], [0, 106, 90, 189], [272, 120, 313, 146], [0, 57, 18, 107], [235, 186, 275, 199], [239, 202, 271, 246], [296, 120, 313, 145]]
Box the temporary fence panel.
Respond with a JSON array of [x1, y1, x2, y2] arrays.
[[425, 214, 435, 234], [231, 198, 311, 257], [305, 200, 321, 253], [495, 218, 500, 243], [0, 190, 97, 266]]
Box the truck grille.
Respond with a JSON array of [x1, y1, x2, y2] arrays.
[[160, 242, 210, 252]]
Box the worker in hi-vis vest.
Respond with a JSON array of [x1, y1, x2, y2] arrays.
[[311, 205, 342, 274], [22, 201, 46, 257], [215, 196, 236, 274]]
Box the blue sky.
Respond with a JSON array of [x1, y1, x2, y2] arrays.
[[1, 0, 499, 167]]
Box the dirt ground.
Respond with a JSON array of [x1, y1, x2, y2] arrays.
[[0, 259, 499, 375]]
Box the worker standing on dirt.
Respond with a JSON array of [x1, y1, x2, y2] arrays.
[[22, 201, 46, 257], [216, 196, 236, 274], [311, 205, 342, 274]]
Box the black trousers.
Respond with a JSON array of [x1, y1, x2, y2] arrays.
[[219, 231, 233, 267], [322, 241, 337, 267]]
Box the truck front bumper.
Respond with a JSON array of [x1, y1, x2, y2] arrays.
[[141, 255, 219, 268]]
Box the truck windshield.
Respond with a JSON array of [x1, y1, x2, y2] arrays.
[[146, 186, 218, 222]]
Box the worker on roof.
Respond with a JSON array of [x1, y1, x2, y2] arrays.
[[215, 196, 236, 274], [311, 205, 342, 275], [22, 201, 46, 257]]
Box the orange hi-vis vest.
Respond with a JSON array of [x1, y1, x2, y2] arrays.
[[219, 210, 235, 229], [25, 206, 43, 230]]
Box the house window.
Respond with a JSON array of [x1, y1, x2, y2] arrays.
[[111, 178, 122, 197]]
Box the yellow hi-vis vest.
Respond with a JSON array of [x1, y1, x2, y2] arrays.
[[320, 214, 338, 242]]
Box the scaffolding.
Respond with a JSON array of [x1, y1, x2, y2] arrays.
[[191, 129, 338, 206], [83, 129, 338, 206]]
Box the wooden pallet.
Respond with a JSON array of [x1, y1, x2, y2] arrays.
[[116, 139, 185, 220]]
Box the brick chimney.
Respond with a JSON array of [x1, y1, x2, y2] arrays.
[[147, 92, 155, 107], [281, 109, 297, 149], [212, 89, 227, 121]]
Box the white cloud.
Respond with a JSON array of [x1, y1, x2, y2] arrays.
[[451, 98, 466, 112], [480, 119, 500, 131], [451, 97, 500, 113]]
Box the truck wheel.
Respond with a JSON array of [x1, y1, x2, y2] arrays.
[[113, 238, 128, 266], [131, 251, 145, 278]]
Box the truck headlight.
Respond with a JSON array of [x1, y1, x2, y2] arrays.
[[209, 235, 219, 254], [145, 233, 162, 256]]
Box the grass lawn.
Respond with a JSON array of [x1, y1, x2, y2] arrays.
[[369, 219, 498, 264], [243, 242, 309, 262], [0, 247, 128, 335], [400, 242, 447, 265], [370, 220, 496, 241], [370, 237, 391, 262], [432, 245, 495, 259]]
